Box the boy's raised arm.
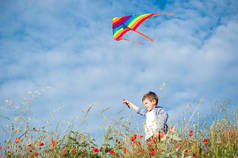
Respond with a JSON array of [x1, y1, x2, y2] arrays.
[[122, 99, 139, 112]]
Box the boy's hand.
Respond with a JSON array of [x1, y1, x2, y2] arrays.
[[122, 99, 131, 108]]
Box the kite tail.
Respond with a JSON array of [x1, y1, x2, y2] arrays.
[[153, 12, 174, 16], [119, 38, 144, 45], [124, 26, 154, 42], [132, 29, 154, 42]]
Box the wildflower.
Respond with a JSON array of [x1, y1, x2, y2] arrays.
[[151, 137, 157, 142], [0, 146, 2, 150], [71, 148, 77, 154], [169, 126, 174, 134], [93, 148, 100, 152], [193, 153, 197, 158], [159, 132, 164, 138], [170, 126, 174, 131], [62, 149, 67, 153], [27, 144, 34, 151], [177, 145, 182, 149], [18, 145, 22, 150], [34, 152, 39, 156], [138, 149, 143, 152], [184, 149, 188, 153], [134, 140, 141, 145], [52, 140, 56, 147], [150, 151, 154, 155], [202, 138, 209, 143], [33, 127, 37, 131], [131, 134, 137, 141], [116, 139, 124, 146], [116, 139, 121, 145], [188, 130, 193, 133], [15, 137, 20, 144], [108, 150, 114, 154], [147, 141, 151, 146], [150, 148, 155, 151], [228, 130, 232, 137], [138, 135, 143, 138], [225, 122, 229, 127], [189, 133, 193, 136], [38, 141, 44, 146], [123, 147, 127, 153]]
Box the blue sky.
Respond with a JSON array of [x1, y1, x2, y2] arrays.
[[0, 0, 238, 143]]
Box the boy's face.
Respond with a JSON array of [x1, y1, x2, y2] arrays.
[[143, 98, 156, 111]]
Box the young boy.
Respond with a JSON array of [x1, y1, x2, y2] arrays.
[[122, 91, 168, 141]]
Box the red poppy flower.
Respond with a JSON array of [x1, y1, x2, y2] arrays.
[[177, 145, 182, 149], [34, 152, 39, 156], [134, 141, 141, 145], [169, 126, 174, 134], [189, 133, 193, 136], [150, 151, 154, 155], [151, 137, 157, 142], [193, 153, 197, 158], [202, 138, 209, 143], [138, 149, 143, 152], [62, 149, 67, 153], [228, 130, 232, 137], [184, 149, 188, 153], [38, 142, 44, 146], [138, 135, 143, 138], [170, 126, 174, 131], [131, 134, 137, 141], [15, 137, 20, 144], [188, 130, 193, 133], [150, 148, 155, 151], [0, 146, 2, 150], [123, 147, 127, 153], [147, 141, 151, 146], [52, 140, 56, 147], [93, 148, 100, 152], [159, 132, 164, 138], [108, 150, 114, 154]]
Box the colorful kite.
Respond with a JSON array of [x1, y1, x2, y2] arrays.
[[112, 12, 174, 44]]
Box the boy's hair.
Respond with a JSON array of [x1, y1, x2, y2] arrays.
[[142, 91, 158, 105]]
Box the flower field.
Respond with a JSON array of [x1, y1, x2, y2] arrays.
[[0, 97, 237, 158]]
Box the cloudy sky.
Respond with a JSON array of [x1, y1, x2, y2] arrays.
[[0, 0, 238, 142]]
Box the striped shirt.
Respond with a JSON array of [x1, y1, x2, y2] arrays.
[[135, 106, 168, 140]]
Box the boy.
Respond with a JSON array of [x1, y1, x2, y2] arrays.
[[122, 91, 168, 141]]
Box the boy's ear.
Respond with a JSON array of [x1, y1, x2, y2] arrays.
[[152, 99, 156, 104]]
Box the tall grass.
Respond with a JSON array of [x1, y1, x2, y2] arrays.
[[0, 92, 237, 158]]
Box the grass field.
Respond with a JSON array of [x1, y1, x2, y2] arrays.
[[0, 95, 237, 158]]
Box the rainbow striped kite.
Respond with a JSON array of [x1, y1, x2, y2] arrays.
[[112, 12, 173, 44]]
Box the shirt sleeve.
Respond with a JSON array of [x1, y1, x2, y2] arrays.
[[156, 108, 168, 132], [135, 107, 147, 116]]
